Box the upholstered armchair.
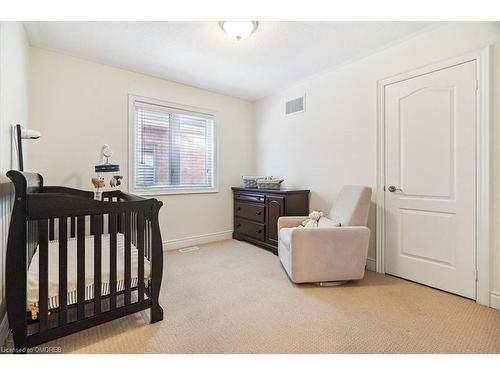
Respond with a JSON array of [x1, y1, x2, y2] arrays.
[[278, 186, 372, 284]]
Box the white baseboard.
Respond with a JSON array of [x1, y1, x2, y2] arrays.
[[0, 312, 9, 348], [163, 230, 233, 251], [490, 291, 500, 310], [366, 257, 376, 272]]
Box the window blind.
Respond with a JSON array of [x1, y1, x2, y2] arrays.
[[133, 100, 215, 192]]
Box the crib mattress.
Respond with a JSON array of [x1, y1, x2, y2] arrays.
[[27, 233, 151, 309]]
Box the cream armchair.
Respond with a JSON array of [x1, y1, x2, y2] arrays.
[[278, 186, 372, 284]]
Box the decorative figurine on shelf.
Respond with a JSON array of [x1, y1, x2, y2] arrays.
[[92, 144, 121, 200]]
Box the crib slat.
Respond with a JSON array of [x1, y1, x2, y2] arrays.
[[134, 212, 138, 245], [136, 213, 139, 245], [135, 213, 138, 245], [49, 218, 55, 241], [93, 215, 102, 315], [145, 220, 149, 261], [149, 220, 153, 260], [117, 212, 123, 233], [145, 220, 148, 261], [109, 213, 118, 309], [137, 211, 145, 302], [77, 216, 86, 320], [147, 220, 152, 260], [58, 218, 68, 326], [124, 212, 131, 305], [39, 219, 49, 332], [132, 212, 135, 245], [70, 216, 76, 238]]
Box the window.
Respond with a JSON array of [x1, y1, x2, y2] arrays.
[[130, 96, 216, 194]]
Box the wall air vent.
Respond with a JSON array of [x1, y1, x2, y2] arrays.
[[285, 95, 306, 115]]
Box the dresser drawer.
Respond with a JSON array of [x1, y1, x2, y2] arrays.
[[234, 192, 265, 204], [234, 201, 265, 223], [234, 218, 265, 241]]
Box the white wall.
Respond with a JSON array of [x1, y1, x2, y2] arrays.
[[254, 22, 500, 298], [0, 21, 29, 343], [28, 48, 255, 248], [0, 22, 29, 172]]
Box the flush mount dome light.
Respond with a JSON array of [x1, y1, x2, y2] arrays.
[[219, 21, 258, 40]]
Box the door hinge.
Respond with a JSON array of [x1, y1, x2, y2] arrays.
[[476, 79, 479, 91], [475, 269, 478, 281]]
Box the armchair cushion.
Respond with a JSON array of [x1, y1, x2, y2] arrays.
[[317, 217, 341, 228], [279, 227, 294, 248], [277, 216, 308, 231], [280, 217, 341, 248]]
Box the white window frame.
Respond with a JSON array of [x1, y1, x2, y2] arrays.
[[128, 94, 218, 196]]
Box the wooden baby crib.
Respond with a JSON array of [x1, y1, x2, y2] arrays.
[[5, 170, 164, 352]]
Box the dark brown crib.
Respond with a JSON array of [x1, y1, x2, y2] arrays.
[[5, 170, 164, 352]]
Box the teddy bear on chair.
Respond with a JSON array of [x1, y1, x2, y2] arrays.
[[301, 210, 324, 228]]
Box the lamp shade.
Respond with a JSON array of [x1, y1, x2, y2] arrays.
[[220, 21, 258, 40]]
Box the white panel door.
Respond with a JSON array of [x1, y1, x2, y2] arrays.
[[384, 61, 477, 299]]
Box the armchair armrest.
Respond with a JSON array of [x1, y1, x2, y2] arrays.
[[278, 216, 308, 231]]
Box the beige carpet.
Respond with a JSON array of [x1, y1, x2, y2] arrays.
[[6, 239, 500, 353]]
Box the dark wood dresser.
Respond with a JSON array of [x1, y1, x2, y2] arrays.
[[232, 187, 310, 254]]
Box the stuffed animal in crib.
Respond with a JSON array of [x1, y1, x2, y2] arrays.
[[301, 211, 324, 228], [110, 175, 123, 187], [91, 177, 105, 189]]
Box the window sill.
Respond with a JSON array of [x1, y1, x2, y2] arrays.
[[130, 188, 219, 196]]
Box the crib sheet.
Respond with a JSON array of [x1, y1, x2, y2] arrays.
[[27, 233, 152, 309]]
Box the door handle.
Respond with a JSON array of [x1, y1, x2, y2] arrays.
[[388, 185, 403, 193]]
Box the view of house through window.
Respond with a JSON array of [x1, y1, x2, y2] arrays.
[[132, 98, 216, 193]]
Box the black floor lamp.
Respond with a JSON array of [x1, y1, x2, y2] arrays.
[[15, 124, 41, 171]]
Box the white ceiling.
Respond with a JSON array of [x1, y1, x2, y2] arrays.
[[24, 22, 439, 101]]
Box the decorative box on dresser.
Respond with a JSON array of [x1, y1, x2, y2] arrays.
[[232, 187, 310, 254]]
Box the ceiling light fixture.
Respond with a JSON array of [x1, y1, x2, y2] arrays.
[[219, 21, 258, 41]]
